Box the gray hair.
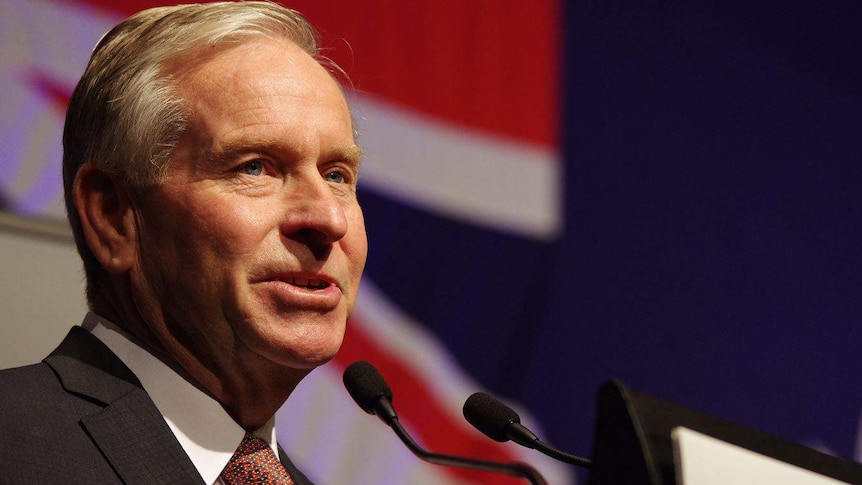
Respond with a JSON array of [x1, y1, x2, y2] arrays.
[[63, 1, 333, 307]]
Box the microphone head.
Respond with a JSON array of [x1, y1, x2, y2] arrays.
[[343, 360, 393, 415], [463, 392, 521, 442]]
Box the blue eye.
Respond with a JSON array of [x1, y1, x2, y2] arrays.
[[324, 170, 345, 183], [242, 160, 264, 176]]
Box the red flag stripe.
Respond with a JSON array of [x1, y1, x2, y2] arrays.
[[67, 0, 560, 148], [25, 70, 72, 113], [283, 0, 560, 147]]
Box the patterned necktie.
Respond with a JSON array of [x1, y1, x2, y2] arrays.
[[220, 433, 295, 485]]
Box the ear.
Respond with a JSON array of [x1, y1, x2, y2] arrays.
[[73, 162, 139, 274]]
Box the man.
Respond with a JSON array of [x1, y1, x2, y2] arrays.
[[0, 2, 366, 484]]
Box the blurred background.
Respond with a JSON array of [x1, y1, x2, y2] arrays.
[[2, 1, 861, 483]]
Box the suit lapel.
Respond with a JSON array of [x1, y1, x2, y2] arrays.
[[81, 389, 205, 485], [45, 327, 204, 485]]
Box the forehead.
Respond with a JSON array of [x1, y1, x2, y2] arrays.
[[170, 36, 344, 109], [167, 37, 354, 160]]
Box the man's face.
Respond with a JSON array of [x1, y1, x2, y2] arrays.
[[130, 38, 366, 375]]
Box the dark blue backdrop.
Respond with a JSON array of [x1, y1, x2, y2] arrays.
[[552, 0, 862, 458], [362, 0, 862, 468]]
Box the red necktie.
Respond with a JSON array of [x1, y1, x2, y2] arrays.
[[220, 433, 295, 485]]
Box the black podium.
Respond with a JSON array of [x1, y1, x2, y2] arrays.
[[586, 381, 862, 485]]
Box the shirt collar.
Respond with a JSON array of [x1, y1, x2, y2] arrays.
[[82, 312, 279, 485]]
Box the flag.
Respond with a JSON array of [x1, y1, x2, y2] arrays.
[[1, 0, 574, 483]]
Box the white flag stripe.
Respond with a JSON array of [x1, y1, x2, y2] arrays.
[[0, 0, 117, 217], [278, 364, 457, 485], [351, 94, 563, 241]]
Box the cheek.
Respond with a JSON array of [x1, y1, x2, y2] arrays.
[[137, 197, 262, 291], [136, 198, 275, 319], [180, 198, 271, 258]]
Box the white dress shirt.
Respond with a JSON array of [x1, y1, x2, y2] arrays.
[[82, 312, 279, 485]]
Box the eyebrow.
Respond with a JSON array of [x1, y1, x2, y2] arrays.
[[339, 145, 364, 168]]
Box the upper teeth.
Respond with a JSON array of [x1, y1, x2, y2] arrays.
[[289, 277, 328, 289]]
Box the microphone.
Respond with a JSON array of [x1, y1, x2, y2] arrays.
[[343, 361, 548, 485], [463, 392, 592, 468]]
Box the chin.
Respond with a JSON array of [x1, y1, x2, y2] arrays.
[[275, 346, 340, 371], [235, 307, 347, 369], [262, 327, 345, 370]]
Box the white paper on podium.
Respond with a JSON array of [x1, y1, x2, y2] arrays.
[[672, 427, 850, 485]]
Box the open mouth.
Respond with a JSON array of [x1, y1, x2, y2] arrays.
[[283, 277, 331, 290]]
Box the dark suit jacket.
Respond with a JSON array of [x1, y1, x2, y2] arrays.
[[0, 327, 314, 485]]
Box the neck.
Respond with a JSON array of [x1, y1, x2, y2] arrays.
[[92, 280, 309, 430]]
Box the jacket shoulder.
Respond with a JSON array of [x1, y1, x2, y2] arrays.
[[0, 361, 124, 483]]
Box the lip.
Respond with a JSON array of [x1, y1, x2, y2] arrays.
[[254, 272, 344, 310]]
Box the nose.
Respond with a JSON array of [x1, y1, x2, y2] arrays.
[[281, 174, 348, 258]]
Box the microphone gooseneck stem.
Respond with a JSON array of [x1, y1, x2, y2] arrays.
[[386, 414, 548, 485], [533, 440, 592, 468]]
